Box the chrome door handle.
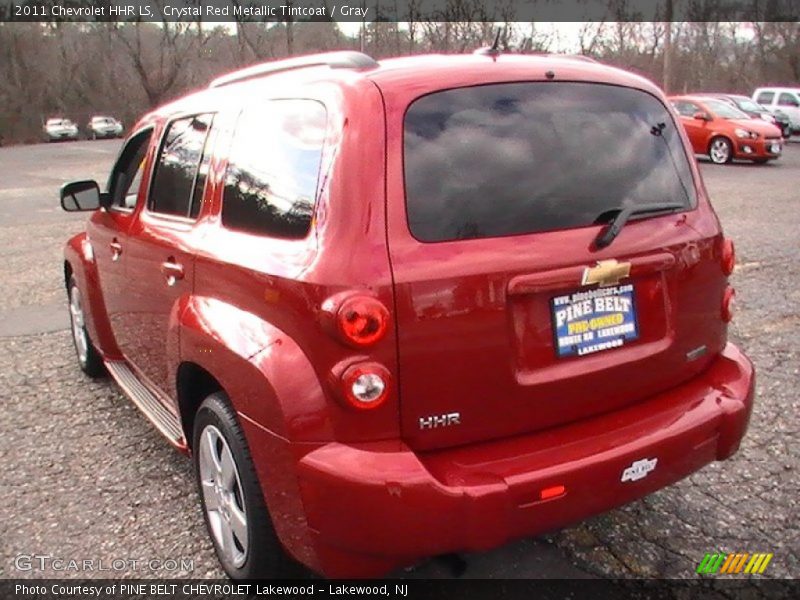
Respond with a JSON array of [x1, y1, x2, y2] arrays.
[[160, 260, 185, 286], [109, 240, 122, 262]]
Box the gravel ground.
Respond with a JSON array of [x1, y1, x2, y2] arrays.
[[0, 139, 797, 581]]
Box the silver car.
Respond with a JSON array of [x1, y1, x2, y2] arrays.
[[86, 115, 124, 140], [44, 118, 79, 142]]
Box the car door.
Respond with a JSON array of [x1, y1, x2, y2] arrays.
[[114, 113, 217, 398], [87, 128, 154, 350], [776, 92, 800, 130]]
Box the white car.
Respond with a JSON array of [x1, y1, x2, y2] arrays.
[[44, 118, 79, 142], [753, 87, 800, 135], [86, 116, 124, 140]]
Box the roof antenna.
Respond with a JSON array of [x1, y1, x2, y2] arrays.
[[474, 27, 504, 57]]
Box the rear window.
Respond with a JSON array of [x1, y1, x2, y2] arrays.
[[404, 82, 696, 242]]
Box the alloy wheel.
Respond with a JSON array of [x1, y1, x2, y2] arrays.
[[69, 285, 89, 365], [710, 139, 731, 164], [198, 424, 249, 568]]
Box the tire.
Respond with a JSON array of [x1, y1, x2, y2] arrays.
[[193, 392, 303, 579], [67, 276, 104, 378], [708, 137, 733, 164]]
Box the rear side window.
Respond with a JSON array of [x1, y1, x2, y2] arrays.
[[404, 82, 697, 242], [756, 91, 774, 104], [149, 113, 214, 217], [778, 92, 799, 107], [222, 100, 326, 239]]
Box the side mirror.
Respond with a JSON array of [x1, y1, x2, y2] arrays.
[[60, 180, 107, 212], [693, 111, 711, 121]]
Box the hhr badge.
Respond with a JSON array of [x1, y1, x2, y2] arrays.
[[582, 259, 631, 287], [419, 412, 461, 430], [621, 457, 658, 482]]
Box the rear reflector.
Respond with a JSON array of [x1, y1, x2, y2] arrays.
[[539, 485, 566, 500], [722, 286, 736, 322], [721, 238, 736, 275]]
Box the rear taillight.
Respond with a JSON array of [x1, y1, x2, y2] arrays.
[[335, 296, 389, 347], [722, 286, 736, 322], [341, 362, 391, 410], [721, 238, 736, 276]]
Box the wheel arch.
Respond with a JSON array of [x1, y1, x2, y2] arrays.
[[176, 362, 224, 450], [64, 233, 120, 357], [175, 295, 335, 443], [708, 134, 733, 151], [175, 300, 328, 570]]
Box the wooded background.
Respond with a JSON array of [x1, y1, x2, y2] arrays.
[[0, 16, 798, 144]]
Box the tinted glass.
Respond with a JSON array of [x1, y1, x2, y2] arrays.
[[704, 99, 748, 119], [404, 82, 696, 242], [189, 120, 218, 219], [778, 93, 799, 107], [756, 92, 774, 104], [149, 114, 213, 217], [734, 98, 763, 113], [222, 100, 326, 239]]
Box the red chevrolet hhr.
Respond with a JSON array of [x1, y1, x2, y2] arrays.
[[60, 51, 755, 579]]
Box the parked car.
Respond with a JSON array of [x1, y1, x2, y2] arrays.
[[86, 115, 124, 140], [696, 93, 792, 138], [753, 87, 800, 135], [44, 118, 78, 142], [60, 51, 754, 579], [669, 95, 783, 164]]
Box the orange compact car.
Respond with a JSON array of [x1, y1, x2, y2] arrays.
[[670, 95, 783, 164]]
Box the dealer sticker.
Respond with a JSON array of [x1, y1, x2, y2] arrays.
[[551, 284, 639, 358]]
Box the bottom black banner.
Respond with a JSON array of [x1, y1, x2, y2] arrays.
[[1, 579, 798, 600]]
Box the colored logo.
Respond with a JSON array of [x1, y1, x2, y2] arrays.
[[581, 259, 632, 287], [696, 552, 773, 575]]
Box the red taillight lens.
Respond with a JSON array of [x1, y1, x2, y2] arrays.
[[341, 362, 391, 410], [336, 296, 389, 347], [722, 286, 736, 322], [721, 238, 736, 276]]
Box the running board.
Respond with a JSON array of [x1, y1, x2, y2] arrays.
[[105, 360, 185, 447]]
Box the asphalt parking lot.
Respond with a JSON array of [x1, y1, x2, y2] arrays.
[[0, 139, 797, 581]]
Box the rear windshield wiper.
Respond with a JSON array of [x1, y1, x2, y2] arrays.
[[594, 202, 686, 249]]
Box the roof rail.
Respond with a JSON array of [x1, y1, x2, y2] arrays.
[[561, 54, 598, 63], [209, 51, 379, 88]]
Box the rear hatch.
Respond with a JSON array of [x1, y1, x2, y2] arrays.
[[386, 80, 728, 451]]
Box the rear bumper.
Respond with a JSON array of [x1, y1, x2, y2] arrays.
[[296, 343, 754, 577]]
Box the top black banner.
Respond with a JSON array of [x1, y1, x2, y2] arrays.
[[1, 0, 799, 23]]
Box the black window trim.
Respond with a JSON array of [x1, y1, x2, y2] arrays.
[[106, 125, 155, 215], [145, 111, 216, 223], [401, 80, 700, 244]]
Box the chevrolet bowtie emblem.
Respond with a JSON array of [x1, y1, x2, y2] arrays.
[[581, 259, 631, 287]]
